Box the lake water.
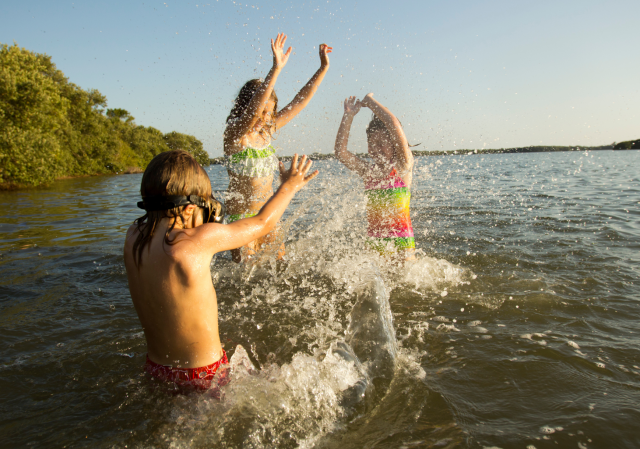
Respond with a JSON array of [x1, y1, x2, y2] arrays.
[[1, 150, 638, 448]]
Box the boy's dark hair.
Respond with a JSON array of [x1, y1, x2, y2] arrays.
[[132, 150, 212, 267], [226, 79, 278, 139]]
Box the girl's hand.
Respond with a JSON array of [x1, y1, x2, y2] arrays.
[[319, 43, 333, 68], [343, 96, 362, 116], [279, 154, 319, 192], [272, 33, 292, 69], [361, 92, 374, 107]]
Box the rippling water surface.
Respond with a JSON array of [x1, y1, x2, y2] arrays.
[[1, 150, 639, 448]]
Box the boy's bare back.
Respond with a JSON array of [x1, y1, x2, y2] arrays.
[[124, 151, 317, 379], [124, 219, 223, 369]]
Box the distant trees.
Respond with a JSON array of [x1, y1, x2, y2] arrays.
[[613, 139, 640, 150], [0, 43, 208, 189], [106, 108, 134, 123]]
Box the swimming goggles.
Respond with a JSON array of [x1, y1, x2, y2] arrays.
[[137, 194, 225, 224]]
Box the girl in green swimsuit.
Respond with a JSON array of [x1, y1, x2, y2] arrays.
[[223, 33, 331, 263]]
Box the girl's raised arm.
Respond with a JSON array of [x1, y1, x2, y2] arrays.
[[361, 93, 413, 170], [275, 43, 332, 129], [224, 33, 292, 145], [334, 96, 371, 177]]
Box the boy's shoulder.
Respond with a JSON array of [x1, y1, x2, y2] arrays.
[[175, 222, 231, 253], [124, 223, 141, 248], [126, 222, 139, 237]]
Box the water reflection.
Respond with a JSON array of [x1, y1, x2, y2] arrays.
[[0, 151, 639, 448]]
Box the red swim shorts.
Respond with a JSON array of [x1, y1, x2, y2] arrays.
[[145, 350, 230, 392]]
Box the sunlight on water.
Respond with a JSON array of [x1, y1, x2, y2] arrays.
[[136, 164, 473, 447], [0, 151, 639, 448]]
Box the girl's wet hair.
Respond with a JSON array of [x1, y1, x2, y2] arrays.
[[365, 114, 388, 137], [132, 150, 212, 267], [226, 79, 278, 139], [365, 114, 420, 147]]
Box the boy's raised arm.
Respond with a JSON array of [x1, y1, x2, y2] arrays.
[[200, 155, 318, 253], [334, 96, 371, 177]]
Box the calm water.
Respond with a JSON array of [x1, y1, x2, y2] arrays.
[[1, 150, 639, 448]]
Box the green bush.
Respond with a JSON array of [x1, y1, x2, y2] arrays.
[[0, 43, 208, 189], [164, 131, 210, 166]]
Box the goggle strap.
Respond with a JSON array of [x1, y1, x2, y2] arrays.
[[137, 194, 224, 223], [137, 194, 206, 211]]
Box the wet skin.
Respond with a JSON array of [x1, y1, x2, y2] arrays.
[[224, 34, 331, 262], [123, 155, 318, 368], [124, 210, 224, 369], [226, 102, 284, 262]]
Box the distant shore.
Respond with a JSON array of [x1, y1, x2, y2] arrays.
[[209, 144, 639, 164]]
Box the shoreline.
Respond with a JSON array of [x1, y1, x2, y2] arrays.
[[209, 144, 634, 164], [1, 146, 635, 191], [0, 167, 143, 191]]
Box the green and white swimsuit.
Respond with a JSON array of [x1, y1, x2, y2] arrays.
[[224, 144, 278, 179], [224, 143, 279, 223]]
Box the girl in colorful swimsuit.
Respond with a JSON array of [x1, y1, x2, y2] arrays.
[[334, 94, 415, 258], [224, 33, 332, 262]]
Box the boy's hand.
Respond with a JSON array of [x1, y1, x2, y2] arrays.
[[272, 33, 292, 69], [343, 96, 362, 116], [278, 154, 319, 193], [319, 43, 333, 68]]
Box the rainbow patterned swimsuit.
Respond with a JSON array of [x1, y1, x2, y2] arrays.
[[365, 167, 415, 253]]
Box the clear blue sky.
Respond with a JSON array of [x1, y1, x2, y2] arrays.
[[2, 0, 639, 156]]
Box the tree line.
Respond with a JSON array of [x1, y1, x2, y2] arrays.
[[613, 139, 639, 150], [0, 43, 209, 189]]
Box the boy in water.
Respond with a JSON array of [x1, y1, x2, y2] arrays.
[[124, 150, 317, 391]]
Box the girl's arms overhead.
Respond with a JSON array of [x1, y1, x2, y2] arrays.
[[275, 43, 332, 129], [361, 93, 413, 171], [224, 33, 291, 146], [334, 96, 372, 177]]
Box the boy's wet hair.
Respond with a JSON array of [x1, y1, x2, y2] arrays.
[[226, 79, 278, 139], [132, 150, 212, 267]]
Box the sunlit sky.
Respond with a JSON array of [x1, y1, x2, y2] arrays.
[[2, 0, 639, 157]]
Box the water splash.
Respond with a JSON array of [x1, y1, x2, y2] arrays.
[[149, 170, 470, 447]]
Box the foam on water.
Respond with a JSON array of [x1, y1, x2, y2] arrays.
[[148, 172, 470, 447], [265, 172, 475, 297], [141, 352, 359, 448], [147, 345, 433, 449], [5, 152, 638, 447], [147, 260, 429, 448]]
